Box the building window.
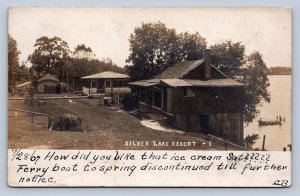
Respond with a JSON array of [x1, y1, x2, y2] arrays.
[[118, 81, 124, 87], [91, 80, 97, 88], [113, 81, 118, 87], [84, 81, 89, 88], [184, 87, 195, 97], [106, 80, 111, 88]]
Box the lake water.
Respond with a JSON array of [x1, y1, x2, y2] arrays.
[[244, 75, 292, 151]]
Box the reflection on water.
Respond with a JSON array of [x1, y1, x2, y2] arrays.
[[244, 75, 292, 151]]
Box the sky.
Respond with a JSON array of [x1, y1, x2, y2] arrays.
[[8, 7, 292, 68]]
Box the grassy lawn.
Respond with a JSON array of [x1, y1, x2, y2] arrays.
[[8, 97, 241, 150]]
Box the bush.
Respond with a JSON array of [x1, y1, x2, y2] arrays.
[[50, 114, 81, 131], [121, 95, 137, 110], [243, 134, 259, 149]]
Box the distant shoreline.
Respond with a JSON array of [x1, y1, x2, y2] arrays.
[[267, 74, 292, 76], [267, 67, 292, 75]]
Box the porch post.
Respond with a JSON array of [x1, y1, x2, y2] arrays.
[[152, 89, 154, 106], [111, 79, 113, 98], [145, 87, 148, 102], [161, 86, 164, 109], [89, 80, 92, 94], [138, 87, 141, 101]]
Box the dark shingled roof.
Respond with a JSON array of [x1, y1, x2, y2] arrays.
[[154, 59, 205, 79], [129, 59, 245, 88], [160, 79, 193, 87], [184, 79, 244, 87]]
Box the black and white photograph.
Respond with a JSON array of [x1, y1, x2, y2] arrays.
[[7, 7, 292, 187]]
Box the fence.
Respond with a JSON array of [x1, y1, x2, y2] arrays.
[[8, 108, 50, 131], [207, 134, 250, 151], [9, 108, 85, 132]]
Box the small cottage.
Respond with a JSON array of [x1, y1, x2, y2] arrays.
[[129, 52, 245, 144], [15, 81, 32, 95], [37, 73, 69, 94], [81, 71, 131, 104]]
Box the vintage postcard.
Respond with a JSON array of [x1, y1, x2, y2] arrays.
[[8, 7, 292, 187]]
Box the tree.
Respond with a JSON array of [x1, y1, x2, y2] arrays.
[[244, 134, 259, 149], [177, 32, 207, 61], [240, 52, 270, 123], [18, 61, 31, 82], [211, 40, 245, 78], [73, 44, 95, 60], [125, 22, 179, 80], [8, 35, 21, 91], [210, 41, 270, 123], [29, 36, 70, 80]]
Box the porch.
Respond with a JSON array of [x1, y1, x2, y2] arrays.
[[129, 80, 172, 113]]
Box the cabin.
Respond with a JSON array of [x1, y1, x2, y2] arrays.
[[37, 73, 69, 94], [81, 71, 131, 104], [14, 81, 32, 95], [129, 52, 245, 144]]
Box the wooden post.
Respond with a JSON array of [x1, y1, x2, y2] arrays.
[[224, 141, 228, 151], [138, 87, 141, 102], [283, 147, 286, 151], [145, 88, 148, 102], [73, 78, 75, 92], [111, 79, 113, 97], [161, 86, 164, 109], [89, 80, 92, 94], [287, 144, 292, 151], [262, 135, 266, 151], [152, 90, 154, 106]]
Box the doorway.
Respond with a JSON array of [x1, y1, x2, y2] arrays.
[[199, 114, 209, 134]]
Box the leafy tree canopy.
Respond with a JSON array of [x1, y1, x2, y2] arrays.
[[125, 22, 179, 80], [29, 36, 70, 79], [8, 35, 30, 92], [8, 34, 20, 90], [28, 37, 125, 91], [211, 40, 245, 78], [177, 32, 207, 61], [73, 44, 95, 60], [240, 51, 270, 123], [125, 22, 209, 80]]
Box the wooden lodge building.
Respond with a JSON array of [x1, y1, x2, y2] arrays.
[[37, 73, 69, 94], [129, 54, 245, 144], [81, 71, 131, 104]]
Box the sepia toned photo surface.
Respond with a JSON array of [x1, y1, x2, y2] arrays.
[[7, 7, 292, 187]]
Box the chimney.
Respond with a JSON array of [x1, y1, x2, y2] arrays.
[[204, 49, 211, 80]]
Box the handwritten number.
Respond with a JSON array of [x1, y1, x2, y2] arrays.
[[16, 152, 23, 160]]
